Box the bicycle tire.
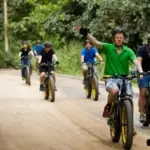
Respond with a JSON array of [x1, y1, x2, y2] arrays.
[[44, 79, 49, 100], [49, 76, 55, 102], [91, 75, 99, 101], [121, 99, 133, 149], [110, 104, 121, 143], [26, 66, 31, 85]]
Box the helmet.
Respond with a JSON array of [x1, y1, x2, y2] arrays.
[[84, 39, 92, 45], [44, 41, 52, 47], [112, 27, 126, 38], [36, 40, 40, 44]]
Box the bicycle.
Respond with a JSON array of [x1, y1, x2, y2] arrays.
[[139, 72, 150, 127], [39, 62, 56, 102], [84, 62, 100, 101], [21, 56, 32, 85], [104, 74, 137, 150]]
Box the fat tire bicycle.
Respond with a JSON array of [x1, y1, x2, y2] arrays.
[[104, 74, 137, 150], [84, 62, 100, 101], [40, 62, 56, 102]]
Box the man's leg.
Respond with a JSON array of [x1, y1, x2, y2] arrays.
[[138, 76, 148, 122], [39, 69, 45, 91], [82, 64, 88, 84], [103, 79, 120, 118]]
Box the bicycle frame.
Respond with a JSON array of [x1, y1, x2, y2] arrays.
[[86, 63, 98, 83]]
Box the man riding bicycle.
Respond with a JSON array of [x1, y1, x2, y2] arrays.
[[77, 27, 143, 119], [37, 41, 59, 91], [81, 40, 103, 84], [33, 40, 44, 67], [137, 34, 150, 123], [19, 41, 34, 80], [33, 40, 44, 56]]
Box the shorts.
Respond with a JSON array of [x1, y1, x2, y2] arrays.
[[105, 78, 133, 96], [138, 75, 150, 88], [81, 63, 97, 73], [39, 66, 55, 74]]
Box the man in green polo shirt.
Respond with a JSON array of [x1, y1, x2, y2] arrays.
[[77, 27, 143, 118]]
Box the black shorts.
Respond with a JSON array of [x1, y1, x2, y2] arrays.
[[39, 66, 55, 74]]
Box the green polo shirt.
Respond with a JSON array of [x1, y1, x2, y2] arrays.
[[102, 43, 136, 76]]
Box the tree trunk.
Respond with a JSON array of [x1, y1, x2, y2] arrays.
[[4, 0, 9, 52]]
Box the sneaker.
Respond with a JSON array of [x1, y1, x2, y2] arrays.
[[139, 113, 146, 123], [103, 103, 111, 118], [22, 77, 25, 80], [40, 84, 45, 91]]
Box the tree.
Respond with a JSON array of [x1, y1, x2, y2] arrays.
[[4, 0, 9, 52]]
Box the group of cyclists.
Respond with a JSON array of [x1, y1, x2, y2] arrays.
[[78, 26, 150, 125], [19, 40, 59, 91], [19, 27, 150, 137]]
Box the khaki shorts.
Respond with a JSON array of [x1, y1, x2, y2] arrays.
[[81, 63, 88, 70]]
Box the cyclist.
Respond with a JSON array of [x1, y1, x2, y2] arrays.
[[19, 41, 34, 80], [137, 34, 150, 123], [37, 41, 59, 91], [33, 40, 44, 56], [33, 40, 44, 67], [77, 27, 143, 118], [81, 39, 103, 84]]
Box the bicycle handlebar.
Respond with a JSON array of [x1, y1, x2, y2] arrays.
[[139, 71, 150, 76], [39, 62, 56, 67], [103, 74, 138, 80], [21, 56, 30, 59]]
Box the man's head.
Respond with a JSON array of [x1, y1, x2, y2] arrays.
[[44, 41, 52, 52], [23, 41, 28, 49], [85, 40, 92, 50], [36, 40, 40, 46], [112, 28, 126, 47]]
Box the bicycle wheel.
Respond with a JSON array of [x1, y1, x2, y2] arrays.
[[49, 76, 55, 102], [110, 104, 121, 143], [26, 66, 31, 85], [91, 75, 99, 101], [44, 79, 49, 100], [121, 100, 133, 149], [85, 80, 91, 99]]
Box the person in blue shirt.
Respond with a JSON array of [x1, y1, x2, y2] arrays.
[[81, 40, 103, 84], [33, 40, 44, 56]]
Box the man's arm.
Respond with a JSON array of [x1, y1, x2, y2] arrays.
[[133, 59, 143, 73], [87, 34, 102, 49], [95, 53, 103, 62], [52, 54, 58, 62], [81, 55, 84, 63], [78, 27, 102, 48]]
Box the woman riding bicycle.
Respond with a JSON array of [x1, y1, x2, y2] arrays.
[[19, 41, 34, 80]]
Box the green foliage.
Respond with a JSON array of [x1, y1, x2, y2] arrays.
[[0, 0, 150, 73]]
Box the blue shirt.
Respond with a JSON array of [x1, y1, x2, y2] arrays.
[[81, 47, 98, 63], [33, 44, 44, 55]]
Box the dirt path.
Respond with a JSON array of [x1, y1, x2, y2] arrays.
[[0, 69, 149, 150]]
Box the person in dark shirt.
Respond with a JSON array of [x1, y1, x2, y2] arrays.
[[19, 41, 34, 80], [137, 34, 150, 123], [38, 41, 59, 91]]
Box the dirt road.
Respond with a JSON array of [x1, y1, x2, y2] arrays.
[[0, 69, 149, 150]]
